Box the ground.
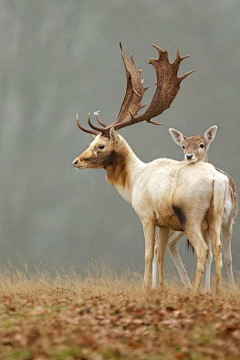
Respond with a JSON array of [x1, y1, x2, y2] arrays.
[[0, 266, 240, 360]]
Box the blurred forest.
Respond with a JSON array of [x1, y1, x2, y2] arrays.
[[0, 0, 239, 277]]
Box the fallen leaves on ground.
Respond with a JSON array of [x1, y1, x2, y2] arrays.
[[0, 271, 240, 360]]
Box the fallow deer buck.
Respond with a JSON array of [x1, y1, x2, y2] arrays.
[[72, 43, 229, 294], [153, 126, 237, 293]]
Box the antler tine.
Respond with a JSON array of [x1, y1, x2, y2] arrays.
[[119, 41, 124, 53], [178, 69, 196, 82], [176, 48, 180, 61], [151, 43, 164, 55], [96, 114, 107, 128], [150, 43, 170, 63], [147, 119, 163, 126], [180, 54, 190, 60], [139, 103, 147, 110], [87, 113, 104, 133], [174, 48, 190, 72], [76, 113, 99, 135]]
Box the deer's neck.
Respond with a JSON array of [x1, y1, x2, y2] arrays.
[[105, 139, 144, 203], [203, 154, 210, 163]]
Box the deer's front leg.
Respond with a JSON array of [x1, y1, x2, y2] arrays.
[[142, 220, 156, 289]]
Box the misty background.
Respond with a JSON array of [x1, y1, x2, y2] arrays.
[[0, 0, 239, 279]]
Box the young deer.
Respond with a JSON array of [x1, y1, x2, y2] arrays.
[[72, 43, 229, 294], [153, 126, 237, 292]]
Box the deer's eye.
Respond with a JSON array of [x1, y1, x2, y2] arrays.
[[200, 144, 204, 148], [182, 145, 185, 150], [98, 145, 105, 149]]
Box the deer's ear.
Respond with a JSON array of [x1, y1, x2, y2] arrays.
[[204, 125, 217, 145], [109, 127, 120, 143], [169, 128, 186, 146]]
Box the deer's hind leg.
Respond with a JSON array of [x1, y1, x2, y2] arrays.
[[222, 222, 235, 288], [203, 230, 213, 294], [152, 232, 160, 288], [208, 218, 223, 295], [184, 225, 209, 295]]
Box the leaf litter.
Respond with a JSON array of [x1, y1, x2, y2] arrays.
[[0, 266, 240, 360]]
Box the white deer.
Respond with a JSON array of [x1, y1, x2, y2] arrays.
[[152, 126, 237, 292], [72, 43, 229, 294]]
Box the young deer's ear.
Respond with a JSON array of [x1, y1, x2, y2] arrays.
[[169, 128, 186, 146], [92, 134, 97, 139], [109, 127, 120, 143], [204, 125, 217, 145]]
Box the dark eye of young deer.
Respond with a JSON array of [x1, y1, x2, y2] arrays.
[[182, 145, 185, 150], [199, 143, 204, 148], [98, 145, 105, 149]]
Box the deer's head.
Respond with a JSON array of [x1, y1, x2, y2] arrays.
[[169, 126, 218, 163], [72, 128, 121, 169]]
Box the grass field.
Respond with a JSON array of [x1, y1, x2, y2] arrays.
[[0, 265, 240, 360]]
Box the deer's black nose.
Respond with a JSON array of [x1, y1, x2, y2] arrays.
[[186, 154, 193, 160], [72, 159, 79, 167]]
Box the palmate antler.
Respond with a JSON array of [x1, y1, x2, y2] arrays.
[[76, 43, 195, 137]]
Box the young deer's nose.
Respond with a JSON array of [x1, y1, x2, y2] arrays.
[[186, 154, 193, 160], [72, 159, 79, 167]]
